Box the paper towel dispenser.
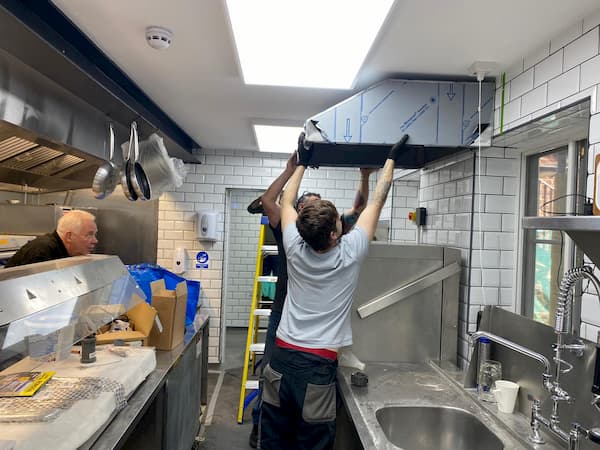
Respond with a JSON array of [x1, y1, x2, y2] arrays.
[[196, 211, 218, 241]]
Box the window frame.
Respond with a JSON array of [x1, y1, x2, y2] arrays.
[[520, 140, 588, 326]]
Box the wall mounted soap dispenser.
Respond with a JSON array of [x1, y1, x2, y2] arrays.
[[173, 247, 187, 274], [196, 210, 218, 241]]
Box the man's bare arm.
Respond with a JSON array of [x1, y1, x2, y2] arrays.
[[356, 135, 409, 241], [280, 166, 305, 230], [262, 151, 297, 227], [281, 133, 312, 230], [342, 168, 374, 233]]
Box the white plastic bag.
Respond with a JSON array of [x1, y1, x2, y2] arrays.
[[137, 133, 187, 196], [169, 156, 188, 188]]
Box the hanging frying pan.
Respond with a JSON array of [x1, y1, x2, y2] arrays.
[[121, 122, 139, 201], [92, 123, 119, 199], [127, 122, 152, 201]]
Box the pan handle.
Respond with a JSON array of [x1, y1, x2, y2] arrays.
[[108, 123, 114, 161], [127, 121, 139, 161], [133, 121, 140, 162]]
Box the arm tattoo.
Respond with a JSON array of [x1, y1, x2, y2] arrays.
[[374, 180, 391, 207]]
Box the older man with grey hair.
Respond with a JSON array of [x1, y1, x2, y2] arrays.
[[5, 210, 98, 268]]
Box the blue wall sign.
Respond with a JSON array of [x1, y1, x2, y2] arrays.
[[196, 251, 209, 269]]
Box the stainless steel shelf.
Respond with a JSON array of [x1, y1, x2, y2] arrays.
[[522, 216, 600, 267], [522, 216, 600, 231]]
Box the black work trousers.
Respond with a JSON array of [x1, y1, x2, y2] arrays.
[[260, 345, 338, 450]]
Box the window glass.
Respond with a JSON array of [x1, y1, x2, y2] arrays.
[[525, 148, 568, 325]]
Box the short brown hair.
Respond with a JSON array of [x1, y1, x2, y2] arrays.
[[296, 199, 339, 251]]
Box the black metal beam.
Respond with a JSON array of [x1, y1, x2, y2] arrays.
[[0, 0, 200, 153]]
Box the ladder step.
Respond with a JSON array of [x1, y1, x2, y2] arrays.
[[254, 308, 271, 316], [250, 343, 265, 353], [257, 275, 277, 283], [262, 245, 278, 256], [245, 380, 259, 390]]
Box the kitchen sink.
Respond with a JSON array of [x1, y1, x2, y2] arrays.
[[375, 405, 504, 450]]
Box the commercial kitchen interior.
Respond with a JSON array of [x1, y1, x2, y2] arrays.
[[3, 0, 600, 449]]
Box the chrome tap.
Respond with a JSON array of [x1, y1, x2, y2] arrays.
[[469, 331, 553, 388], [554, 267, 600, 400], [468, 332, 569, 443], [472, 266, 600, 449], [555, 266, 600, 335]]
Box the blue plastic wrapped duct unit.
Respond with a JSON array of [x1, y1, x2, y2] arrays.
[[127, 263, 201, 326]]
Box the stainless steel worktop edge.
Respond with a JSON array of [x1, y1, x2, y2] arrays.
[[86, 316, 210, 450]]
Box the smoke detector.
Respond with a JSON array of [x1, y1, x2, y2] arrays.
[[146, 26, 173, 50]]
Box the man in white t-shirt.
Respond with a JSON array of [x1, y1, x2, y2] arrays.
[[260, 133, 409, 449]]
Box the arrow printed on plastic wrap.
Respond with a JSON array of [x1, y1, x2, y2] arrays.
[[447, 84, 456, 101], [344, 118, 352, 142], [361, 90, 394, 126]]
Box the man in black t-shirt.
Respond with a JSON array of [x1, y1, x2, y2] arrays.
[[5, 210, 98, 268]]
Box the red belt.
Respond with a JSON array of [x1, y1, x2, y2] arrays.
[[275, 337, 337, 361]]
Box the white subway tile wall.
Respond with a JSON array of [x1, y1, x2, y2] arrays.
[[495, 16, 600, 342], [224, 189, 263, 328], [158, 150, 380, 362], [389, 148, 519, 368], [390, 180, 419, 242]]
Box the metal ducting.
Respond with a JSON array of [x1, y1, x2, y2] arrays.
[[304, 78, 495, 168]]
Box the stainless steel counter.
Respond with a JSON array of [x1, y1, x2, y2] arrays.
[[86, 316, 209, 450], [337, 361, 564, 450]]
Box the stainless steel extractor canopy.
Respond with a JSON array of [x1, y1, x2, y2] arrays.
[[0, 120, 103, 192], [303, 78, 495, 168], [0, 3, 200, 193], [0, 44, 117, 193]]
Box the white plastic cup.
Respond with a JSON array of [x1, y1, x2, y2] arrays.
[[493, 380, 520, 413]]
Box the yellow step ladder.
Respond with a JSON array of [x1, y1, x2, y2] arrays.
[[237, 216, 277, 423]]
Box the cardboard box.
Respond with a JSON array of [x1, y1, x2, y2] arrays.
[[96, 300, 157, 345], [148, 279, 187, 350]]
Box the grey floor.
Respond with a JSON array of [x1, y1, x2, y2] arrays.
[[196, 328, 256, 450]]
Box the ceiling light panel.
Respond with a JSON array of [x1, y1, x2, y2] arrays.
[[226, 0, 394, 89], [254, 125, 303, 153]]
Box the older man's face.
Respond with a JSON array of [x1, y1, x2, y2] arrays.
[[68, 219, 98, 256]]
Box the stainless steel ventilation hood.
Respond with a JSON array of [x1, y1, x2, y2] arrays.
[[304, 78, 495, 168], [0, 46, 112, 192], [0, 2, 200, 193]]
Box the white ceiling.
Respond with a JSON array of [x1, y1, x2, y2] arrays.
[[51, 0, 600, 153]]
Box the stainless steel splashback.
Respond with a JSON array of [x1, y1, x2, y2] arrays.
[[0, 204, 63, 235], [351, 243, 461, 364], [0, 195, 158, 264], [468, 306, 600, 450]]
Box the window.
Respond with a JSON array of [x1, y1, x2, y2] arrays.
[[522, 142, 587, 325]]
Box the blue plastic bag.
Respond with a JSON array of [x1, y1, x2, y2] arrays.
[[127, 263, 201, 326]]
